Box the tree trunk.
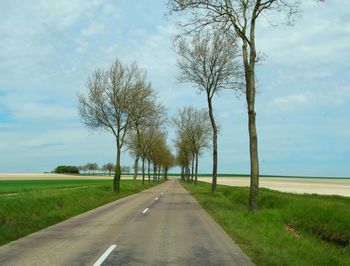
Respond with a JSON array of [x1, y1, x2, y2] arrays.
[[114, 143, 121, 193], [242, 31, 259, 211], [142, 157, 145, 184], [248, 103, 259, 211], [191, 154, 195, 182], [181, 167, 184, 181], [153, 163, 157, 182], [147, 159, 151, 183], [133, 156, 139, 189], [195, 152, 199, 185], [133, 156, 139, 180], [207, 95, 218, 192], [186, 166, 190, 182], [165, 167, 168, 180], [158, 167, 161, 182]]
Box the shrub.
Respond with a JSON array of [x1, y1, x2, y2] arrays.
[[54, 165, 79, 174]]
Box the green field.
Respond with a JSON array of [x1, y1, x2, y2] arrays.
[[0, 179, 159, 246], [0, 180, 112, 195], [0, 179, 113, 194], [182, 181, 350, 266]]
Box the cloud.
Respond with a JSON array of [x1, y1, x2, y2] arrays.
[[0, 0, 349, 176], [81, 22, 105, 37], [11, 103, 77, 120], [273, 93, 309, 109], [270, 86, 350, 112], [26, 143, 64, 150]]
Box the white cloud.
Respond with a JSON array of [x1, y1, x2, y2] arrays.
[[81, 22, 105, 37], [271, 86, 350, 112], [273, 93, 309, 109], [10, 103, 76, 120]]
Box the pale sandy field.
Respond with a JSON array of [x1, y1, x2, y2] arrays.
[[0, 173, 132, 180], [198, 176, 350, 197]]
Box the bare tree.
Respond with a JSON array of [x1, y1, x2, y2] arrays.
[[174, 32, 241, 192], [138, 127, 162, 184], [172, 106, 211, 184], [85, 163, 97, 175], [143, 127, 165, 183], [121, 166, 131, 174], [168, 0, 322, 211], [146, 130, 171, 183], [90, 163, 98, 175], [161, 148, 175, 180], [103, 163, 115, 176], [127, 82, 165, 185], [175, 138, 193, 181], [79, 59, 146, 192]]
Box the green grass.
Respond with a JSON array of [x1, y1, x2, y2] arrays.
[[0, 179, 159, 246], [182, 181, 350, 266], [0, 179, 113, 194]]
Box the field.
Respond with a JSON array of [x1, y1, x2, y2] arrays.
[[0, 173, 132, 180], [197, 176, 350, 197], [0, 179, 112, 194], [0, 179, 159, 246], [1, 173, 349, 197], [182, 181, 350, 266]]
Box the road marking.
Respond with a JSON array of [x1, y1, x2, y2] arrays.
[[161, 192, 164, 195], [93, 244, 117, 266], [155, 197, 159, 200], [142, 208, 149, 214]]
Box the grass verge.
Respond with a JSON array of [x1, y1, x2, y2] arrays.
[[182, 181, 350, 266], [0, 179, 159, 246]]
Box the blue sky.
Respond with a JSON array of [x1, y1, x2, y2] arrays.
[[0, 0, 349, 176]]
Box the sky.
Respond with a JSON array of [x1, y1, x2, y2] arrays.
[[0, 0, 349, 177]]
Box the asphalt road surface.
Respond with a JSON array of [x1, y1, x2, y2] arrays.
[[0, 179, 253, 266]]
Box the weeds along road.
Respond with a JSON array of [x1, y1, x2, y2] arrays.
[[0, 178, 253, 266]]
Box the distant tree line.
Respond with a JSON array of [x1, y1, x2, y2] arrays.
[[77, 163, 131, 175], [54, 163, 131, 175]]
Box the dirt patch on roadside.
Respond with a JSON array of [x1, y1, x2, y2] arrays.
[[285, 224, 302, 238]]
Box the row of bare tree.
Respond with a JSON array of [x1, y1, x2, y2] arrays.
[[78, 0, 322, 211], [172, 107, 211, 184], [78, 60, 174, 192], [127, 128, 175, 184], [167, 0, 322, 211]]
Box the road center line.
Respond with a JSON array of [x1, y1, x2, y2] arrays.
[[93, 244, 117, 266], [142, 208, 149, 214]]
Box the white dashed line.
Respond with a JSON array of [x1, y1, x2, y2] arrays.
[[93, 244, 117, 266], [142, 208, 149, 214]]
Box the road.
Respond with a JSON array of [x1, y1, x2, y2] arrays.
[[0, 179, 253, 266]]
